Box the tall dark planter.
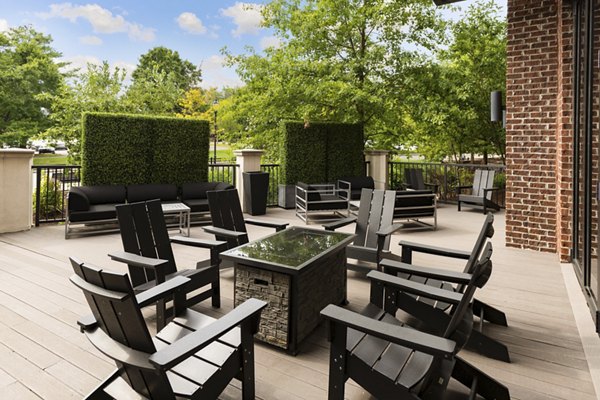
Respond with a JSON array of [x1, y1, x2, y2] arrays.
[[243, 171, 269, 215]]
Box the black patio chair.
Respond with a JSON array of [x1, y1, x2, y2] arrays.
[[70, 257, 266, 400], [457, 169, 501, 213], [380, 213, 510, 362], [109, 199, 227, 330], [323, 188, 402, 272], [321, 243, 510, 400], [403, 168, 439, 195], [203, 188, 288, 251]]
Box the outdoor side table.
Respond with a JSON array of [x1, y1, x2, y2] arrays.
[[161, 202, 191, 237], [220, 226, 355, 355]]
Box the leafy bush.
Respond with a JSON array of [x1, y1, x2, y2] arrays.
[[281, 121, 364, 184], [33, 176, 63, 217], [81, 113, 209, 186]]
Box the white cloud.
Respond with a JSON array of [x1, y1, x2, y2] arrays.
[[79, 35, 102, 45], [0, 19, 9, 32], [221, 2, 263, 37], [58, 55, 101, 73], [260, 35, 281, 50], [200, 55, 243, 89], [39, 3, 155, 42], [176, 12, 207, 34]]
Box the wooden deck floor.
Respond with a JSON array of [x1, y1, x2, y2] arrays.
[[0, 205, 596, 399]]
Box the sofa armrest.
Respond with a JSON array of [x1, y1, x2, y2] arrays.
[[68, 189, 90, 211]]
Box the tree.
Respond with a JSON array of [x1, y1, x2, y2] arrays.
[[124, 66, 184, 115], [0, 26, 65, 147], [132, 47, 201, 92], [224, 0, 447, 159]]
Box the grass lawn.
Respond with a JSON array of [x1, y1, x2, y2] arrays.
[[33, 154, 69, 166]]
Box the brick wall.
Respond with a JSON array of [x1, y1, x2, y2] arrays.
[[506, 0, 560, 254]]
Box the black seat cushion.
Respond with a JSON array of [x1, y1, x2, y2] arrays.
[[181, 182, 234, 200], [338, 176, 374, 200], [182, 198, 210, 213], [297, 182, 321, 201], [127, 184, 178, 203], [306, 194, 348, 211], [69, 203, 119, 222]]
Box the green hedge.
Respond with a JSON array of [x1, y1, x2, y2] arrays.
[[281, 121, 364, 184], [81, 113, 209, 186]]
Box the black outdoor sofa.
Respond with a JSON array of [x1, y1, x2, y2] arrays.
[[65, 181, 233, 238]]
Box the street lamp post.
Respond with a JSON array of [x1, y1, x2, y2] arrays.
[[213, 100, 218, 163]]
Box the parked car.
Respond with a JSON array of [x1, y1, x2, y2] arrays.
[[37, 146, 56, 154]]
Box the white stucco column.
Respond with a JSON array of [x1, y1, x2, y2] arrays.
[[364, 150, 390, 190], [0, 149, 34, 233], [234, 149, 265, 212]]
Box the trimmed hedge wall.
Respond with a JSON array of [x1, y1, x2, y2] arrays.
[[81, 113, 209, 186], [281, 121, 364, 185]]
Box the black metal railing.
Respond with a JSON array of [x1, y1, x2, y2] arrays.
[[32, 165, 81, 226], [388, 161, 506, 208], [261, 163, 282, 206], [208, 163, 237, 186]]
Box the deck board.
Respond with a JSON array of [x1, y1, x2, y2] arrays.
[[0, 206, 596, 400]]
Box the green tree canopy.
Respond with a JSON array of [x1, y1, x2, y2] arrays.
[[0, 26, 65, 147], [132, 46, 201, 92]]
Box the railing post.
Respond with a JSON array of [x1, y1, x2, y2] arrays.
[[234, 149, 265, 212], [365, 150, 390, 189], [0, 149, 35, 233], [443, 164, 449, 202]]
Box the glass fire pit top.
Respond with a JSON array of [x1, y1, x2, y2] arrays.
[[222, 226, 353, 269]]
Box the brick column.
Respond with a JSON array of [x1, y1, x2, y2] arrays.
[[364, 150, 389, 190], [0, 149, 34, 233], [234, 149, 264, 212]]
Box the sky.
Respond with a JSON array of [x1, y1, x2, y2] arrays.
[[0, 0, 507, 89]]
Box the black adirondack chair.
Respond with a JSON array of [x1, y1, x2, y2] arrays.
[[70, 257, 267, 400], [457, 169, 501, 213], [202, 188, 288, 251], [323, 188, 402, 272], [321, 243, 510, 400], [380, 213, 510, 362], [110, 199, 228, 330], [404, 168, 439, 194]]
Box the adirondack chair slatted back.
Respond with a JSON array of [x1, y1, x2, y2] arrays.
[[69, 258, 174, 400], [444, 243, 493, 347], [207, 189, 249, 248], [354, 189, 396, 251], [116, 200, 177, 288], [404, 168, 426, 190], [472, 169, 495, 200], [461, 213, 494, 276]]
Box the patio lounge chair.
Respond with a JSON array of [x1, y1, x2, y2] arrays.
[[320, 243, 510, 400], [323, 188, 402, 272], [380, 213, 510, 362], [109, 199, 227, 330], [457, 169, 501, 213], [70, 257, 267, 400], [403, 168, 439, 195], [295, 182, 350, 224], [203, 188, 288, 251]]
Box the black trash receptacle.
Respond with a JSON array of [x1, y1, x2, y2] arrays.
[[243, 171, 269, 215]]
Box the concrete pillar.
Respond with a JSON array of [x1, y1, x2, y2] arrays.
[[365, 150, 390, 190], [0, 149, 34, 233], [234, 149, 264, 212]]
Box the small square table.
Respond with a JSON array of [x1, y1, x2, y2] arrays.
[[161, 202, 191, 237], [221, 226, 355, 354]]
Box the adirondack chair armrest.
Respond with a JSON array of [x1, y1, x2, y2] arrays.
[[169, 236, 227, 250], [150, 298, 267, 370], [376, 223, 403, 237], [245, 218, 289, 232], [399, 240, 471, 260], [379, 259, 472, 284], [85, 326, 155, 370], [366, 270, 463, 305], [483, 187, 501, 194], [320, 305, 456, 357], [136, 276, 191, 308], [77, 314, 98, 331], [322, 216, 358, 231], [108, 251, 170, 270], [424, 182, 439, 190], [202, 225, 248, 239]]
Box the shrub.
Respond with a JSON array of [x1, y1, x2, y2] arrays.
[[81, 113, 209, 186], [281, 121, 364, 185], [33, 176, 63, 218]]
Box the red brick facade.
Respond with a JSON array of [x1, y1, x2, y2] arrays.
[[506, 0, 575, 261]]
